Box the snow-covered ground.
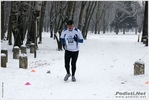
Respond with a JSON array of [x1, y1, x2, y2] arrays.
[[1, 32, 149, 99]]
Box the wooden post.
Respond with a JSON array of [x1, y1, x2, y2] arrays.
[[13, 46, 20, 59], [19, 54, 28, 69], [21, 45, 27, 54], [1, 53, 6, 68], [30, 43, 35, 53], [1, 48, 8, 62], [134, 60, 145, 75]]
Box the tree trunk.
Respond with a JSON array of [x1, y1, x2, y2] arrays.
[[26, 1, 34, 48], [4, 2, 11, 35], [141, 1, 148, 47], [82, 1, 97, 39], [95, 22, 97, 34], [26, 1, 40, 49], [10, 1, 28, 48], [7, 15, 12, 45], [85, 2, 97, 39], [78, 1, 87, 30], [103, 12, 106, 34], [71, 1, 76, 20], [50, 22, 53, 38], [54, 33, 62, 51], [123, 26, 125, 34], [135, 27, 137, 34], [115, 24, 119, 35], [38, 1, 47, 44], [1, 1, 5, 40]]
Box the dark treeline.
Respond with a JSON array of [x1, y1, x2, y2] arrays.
[[1, 1, 148, 50]]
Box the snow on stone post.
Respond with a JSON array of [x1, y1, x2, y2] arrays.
[[1, 53, 6, 68], [13, 46, 20, 59], [134, 60, 145, 75], [1, 48, 8, 62], [21, 45, 27, 54], [19, 54, 28, 69], [30, 43, 35, 53]]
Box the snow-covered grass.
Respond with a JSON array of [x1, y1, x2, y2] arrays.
[[1, 32, 149, 99]]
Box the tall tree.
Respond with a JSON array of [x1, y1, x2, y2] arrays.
[[141, 1, 148, 46], [8, 14, 12, 45], [10, 1, 23, 47], [110, 1, 137, 34], [38, 1, 47, 44], [26, 1, 41, 48], [7, 1, 29, 47], [82, 1, 97, 39], [78, 1, 87, 30], [53, 1, 74, 50], [1, 1, 5, 40], [4, 2, 11, 35]]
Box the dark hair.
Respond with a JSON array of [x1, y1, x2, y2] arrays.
[[67, 20, 74, 25]]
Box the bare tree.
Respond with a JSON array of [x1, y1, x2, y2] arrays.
[[26, 1, 41, 48], [1, 1, 5, 40], [3, 1, 146, 51], [4, 2, 11, 36], [82, 1, 97, 39], [110, 1, 139, 34], [92, 1, 109, 34], [9, 1, 23, 47], [51, 1, 74, 50], [6, 1, 29, 48], [78, 1, 87, 30], [38, 1, 47, 44], [141, 1, 148, 46]]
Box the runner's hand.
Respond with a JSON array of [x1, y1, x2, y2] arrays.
[[74, 36, 78, 42]]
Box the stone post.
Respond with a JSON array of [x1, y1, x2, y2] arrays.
[[134, 60, 145, 75], [1, 53, 6, 68], [1, 48, 8, 62], [21, 45, 27, 54], [13, 46, 20, 59], [19, 54, 28, 69], [30, 43, 35, 53]]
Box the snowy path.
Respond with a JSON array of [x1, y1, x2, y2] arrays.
[[1, 32, 149, 99]]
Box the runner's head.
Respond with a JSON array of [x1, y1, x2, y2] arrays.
[[67, 20, 74, 31]]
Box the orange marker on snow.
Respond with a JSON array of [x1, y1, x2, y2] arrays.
[[145, 81, 148, 84], [31, 70, 36, 72]]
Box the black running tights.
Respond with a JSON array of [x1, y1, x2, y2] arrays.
[[64, 50, 79, 76]]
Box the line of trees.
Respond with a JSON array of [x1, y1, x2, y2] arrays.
[[1, 1, 148, 51]]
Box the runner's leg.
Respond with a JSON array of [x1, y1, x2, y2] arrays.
[[65, 50, 71, 74], [71, 51, 79, 76]]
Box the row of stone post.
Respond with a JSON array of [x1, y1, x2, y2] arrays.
[[1, 43, 35, 69]]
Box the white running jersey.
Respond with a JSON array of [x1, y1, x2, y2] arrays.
[[61, 28, 83, 52]]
